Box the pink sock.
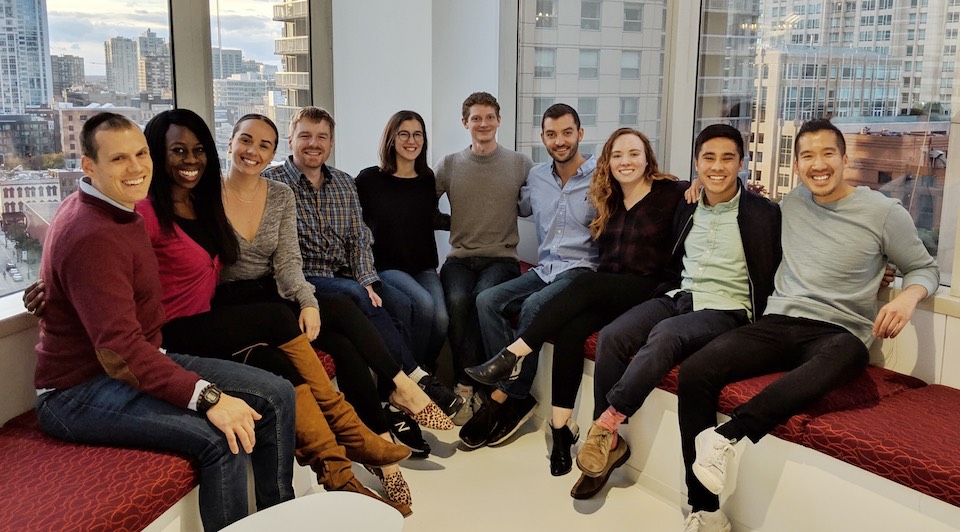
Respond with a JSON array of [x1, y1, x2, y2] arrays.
[[596, 407, 626, 449]]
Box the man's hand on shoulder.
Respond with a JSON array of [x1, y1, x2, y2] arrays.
[[206, 393, 262, 454], [873, 284, 928, 339], [684, 179, 701, 204]]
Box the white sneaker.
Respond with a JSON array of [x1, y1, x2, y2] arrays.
[[683, 509, 731, 532], [693, 428, 736, 495]]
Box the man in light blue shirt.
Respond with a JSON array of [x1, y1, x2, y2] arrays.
[[464, 104, 597, 459]]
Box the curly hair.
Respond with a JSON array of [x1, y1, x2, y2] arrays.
[[588, 127, 677, 239]]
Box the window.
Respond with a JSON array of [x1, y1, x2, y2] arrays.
[[243, 0, 308, 161], [0, 0, 174, 299], [579, 49, 600, 79], [534, 47, 556, 78], [581, 0, 601, 30], [696, 1, 958, 285], [624, 2, 643, 32], [533, 97, 554, 124], [619, 97, 639, 125], [621, 50, 641, 79], [536, 0, 557, 28], [578, 97, 598, 126], [517, 0, 667, 176]]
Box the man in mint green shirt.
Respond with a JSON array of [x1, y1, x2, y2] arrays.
[[570, 124, 781, 504]]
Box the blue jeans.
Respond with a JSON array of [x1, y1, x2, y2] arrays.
[[595, 291, 748, 419], [35, 354, 296, 531], [440, 257, 520, 384], [307, 275, 418, 373], [379, 269, 448, 371], [476, 267, 591, 398]]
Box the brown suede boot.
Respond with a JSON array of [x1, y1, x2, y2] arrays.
[[291, 384, 354, 488], [279, 334, 412, 467]]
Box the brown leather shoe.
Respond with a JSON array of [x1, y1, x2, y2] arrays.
[[576, 424, 615, 477], [570, 436, 631, 499], [336, 477, 412, 517]]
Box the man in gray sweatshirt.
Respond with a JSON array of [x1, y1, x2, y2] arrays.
[[435, 92, 534, 426], [677, 118, 939, 532]]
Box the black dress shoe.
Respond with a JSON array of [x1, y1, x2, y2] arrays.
[[550, 423, 579, 476], [465, 348, 523, 385]]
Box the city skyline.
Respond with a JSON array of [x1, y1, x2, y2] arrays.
[[46, 0, 281, 76]]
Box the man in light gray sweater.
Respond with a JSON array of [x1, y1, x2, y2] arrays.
[[677, 118, 939, 532], [435, 92, 534, 426]]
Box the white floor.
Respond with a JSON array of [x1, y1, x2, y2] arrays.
[[346, 415, 685, 532]]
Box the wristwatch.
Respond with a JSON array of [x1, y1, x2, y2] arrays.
[[197, 383, 222, 414]]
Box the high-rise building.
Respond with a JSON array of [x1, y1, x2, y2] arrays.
[[272, 0, 310, 155], [50, 54, 84, 98], [136, 29, 170, 97], [212, 48, 244, 79], [0, 0, 54, 114], [516, 0, 669, 162], [737, 0, 960, 199], [104, 36, 139, 95]]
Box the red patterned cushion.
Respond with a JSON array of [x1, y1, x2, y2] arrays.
[[657, 366, 680, 395], [0, 411, 198, 531], [803, 385, 960, 507], [583, 332, 599, 361], [313, 347, 337, 379], [717, 365, 925, 442]]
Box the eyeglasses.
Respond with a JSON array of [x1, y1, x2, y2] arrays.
[[396, 131, 424, 143]]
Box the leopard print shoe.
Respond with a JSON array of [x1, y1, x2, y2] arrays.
[[389, 396, 455, 431], [366, 466, 413, 506]]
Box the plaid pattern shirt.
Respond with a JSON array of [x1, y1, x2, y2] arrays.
[[263, 157, 379, 287], [597, 179, 685, 277]]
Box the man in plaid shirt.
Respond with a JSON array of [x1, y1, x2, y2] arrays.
[[263, 106, 462, 414]]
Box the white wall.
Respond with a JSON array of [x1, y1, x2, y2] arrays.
[[331, 0, 505, 261], [331, 0, 435, 177]]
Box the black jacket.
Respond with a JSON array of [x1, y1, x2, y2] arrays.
[[659, 183, 781, 321]]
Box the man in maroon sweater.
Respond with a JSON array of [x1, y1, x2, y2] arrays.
[[33, 112, 296, 531]]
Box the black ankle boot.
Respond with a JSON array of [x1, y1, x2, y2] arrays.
[[465, 348, 522, 385], [550, 423, 578, 476]]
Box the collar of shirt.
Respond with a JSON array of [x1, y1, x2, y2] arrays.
[[79, 176, 135, 212], [698, 185, 742, 214]]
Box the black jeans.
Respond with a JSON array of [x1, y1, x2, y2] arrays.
[[518, 271, 664, 408], [440, 256, 520, 384], [677, 314, 868, 512], [210, 277, 401, 434], [594, 292, 748, 419]]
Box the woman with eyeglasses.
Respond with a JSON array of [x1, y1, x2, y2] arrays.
[[356, 110, 450, 375]]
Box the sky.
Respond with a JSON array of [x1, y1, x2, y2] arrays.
[[45, 0, 282, 77]]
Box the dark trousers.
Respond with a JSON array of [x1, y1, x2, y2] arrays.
[[210, 278, 400, 434], [440, 256, 520, 384], [678, 314, 869, 512], [519, 271, 663, 408], [594, 292, 748, 419]]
